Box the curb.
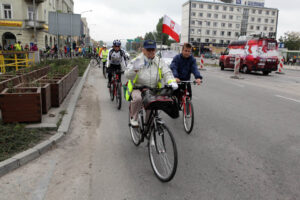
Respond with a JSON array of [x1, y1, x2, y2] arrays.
[[0, 62, 92, 178]]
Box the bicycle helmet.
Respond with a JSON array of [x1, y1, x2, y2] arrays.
[[113, 40, 121, 47]]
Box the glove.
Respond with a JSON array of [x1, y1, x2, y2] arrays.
[[169, 82, 178, 90]]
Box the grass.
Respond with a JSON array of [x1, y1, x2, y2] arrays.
[[56, 110, 68, 129], [0, 122, 52, 162]]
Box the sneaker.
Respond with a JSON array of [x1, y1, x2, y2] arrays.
[[130, 118, 139, 127], [107, 82, 111, 88]]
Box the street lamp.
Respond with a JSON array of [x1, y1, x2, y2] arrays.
[[80, 10, 93, 14]]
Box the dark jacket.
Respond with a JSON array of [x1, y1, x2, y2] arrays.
[[170, 54, 202, 80]]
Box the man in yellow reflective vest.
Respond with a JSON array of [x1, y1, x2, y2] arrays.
[[14, 41, 22, 51], [100, 44, 108, 71], [125, 40, 178, 126]]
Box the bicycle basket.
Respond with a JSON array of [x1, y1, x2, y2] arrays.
[[142, 89, 179, 119]]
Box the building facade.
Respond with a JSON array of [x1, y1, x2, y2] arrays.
[[0, 0, 74, 50], [181, 0, 279, 47]]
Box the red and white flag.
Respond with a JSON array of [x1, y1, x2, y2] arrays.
[[162, 15, 181, 42]]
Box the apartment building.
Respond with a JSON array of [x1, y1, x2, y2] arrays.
[[181, 0, 279, 46], [0, 0, 73, 50]]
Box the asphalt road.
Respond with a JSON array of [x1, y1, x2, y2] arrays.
[[0, 64, 299, 200]]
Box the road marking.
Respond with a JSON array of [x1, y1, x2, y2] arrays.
[[275, 95, 300, 103]]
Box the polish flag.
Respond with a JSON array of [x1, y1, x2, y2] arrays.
[[162, 15, 181, 42]]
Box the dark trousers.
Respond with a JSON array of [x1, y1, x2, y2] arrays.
[[107, 64, 121, 82]]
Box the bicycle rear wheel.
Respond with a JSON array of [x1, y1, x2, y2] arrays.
[[149, 123, 178, 182], [129, 107, 142, 146], [183, 99, 194, 134], [116, 82, 122, 110]]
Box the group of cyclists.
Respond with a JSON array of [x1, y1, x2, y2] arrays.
[[95, 39, 203, 182]]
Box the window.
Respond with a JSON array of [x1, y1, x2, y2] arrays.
[[270, 27, 274, 31], [227, 40, 230, 44], [199, 13, 203, 17], [229, 15, 233, 20], [252, 9, 256, 14], [221, 23, 226, 27], [205, 39, 209, 43], [207, 13, 212, 18], [257, 18, 261, 23], [235, 32, 239, 37], [192, 3, 196, 8], [191, 20, 195, 25], [28, 6, 34, 20], [227, 32, 231, 36], [237, 16, 241, 20], [192, 12, 196, 17], [264, 27, 268, 31], [213, 30, 217, 35], [272, 11, 276, 16], [223, 6, 227, 11], [228, 23, 232, 28], [199, 4, 203, 8], [213, 22, 218, 27], [236, 24, 240, 28], [197, 38, 201, 42], [271, 19, 275, 23], [206, 21, 211, 26], [222, 14, 227, 19], [44, 9, 47, 21], [250, 25, 254, 30], [221, 31, 225, 36], [198, 21, 202, 26], [197, 29, 201, 34], [220, 40, 224, 44], [251, 17, 255, 22], [212, 39, 216, 43], [206, 30, 210, 35], [237, 8, 241, 12], [191, 29, 195, 34], [208, 5, 212, 9], [214, 14, 218, 19], [230, 7, 234, 11], [215, 5, 219, 10], [191, 38, 194, 42], [266, 11, 270, 15], [256, 26, 260, 30], [265, 18, 269, 23], [3, 4, 12, 19], [258, 10, 262, 14]]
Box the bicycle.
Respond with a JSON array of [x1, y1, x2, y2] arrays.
[[108, 69, 123, 110], [177, 81, 197, 134], [128, 86, 178, 182]]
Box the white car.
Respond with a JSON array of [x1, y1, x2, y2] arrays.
[[156, 50, 178, 67]]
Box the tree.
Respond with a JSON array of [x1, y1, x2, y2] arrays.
[[144, 32, 155, 41], [279, 32, 300, 50]]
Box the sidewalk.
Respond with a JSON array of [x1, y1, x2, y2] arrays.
[[0, 62, 92, 177], [283, 64, 300, 71]]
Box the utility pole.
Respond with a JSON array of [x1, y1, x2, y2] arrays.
[[33, 0, 37, 43], [188, 0, 191, 43]]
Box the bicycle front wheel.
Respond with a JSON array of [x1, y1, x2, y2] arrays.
[[109, 83, 114, 101], [149, 124, 178, 182], [116, 82, 122, 110], [129, 107, 142, 146], [183, 99, 194, 134]]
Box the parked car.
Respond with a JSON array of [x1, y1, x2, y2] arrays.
[[219, 36, 279, 75]]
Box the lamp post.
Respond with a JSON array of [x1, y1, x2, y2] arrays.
[[188, 0, 191, 43], [33, 0, 37, 43]]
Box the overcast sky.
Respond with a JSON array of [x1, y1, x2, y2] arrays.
[[74, 0, 300, 43]]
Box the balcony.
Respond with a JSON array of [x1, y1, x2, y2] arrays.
[[24, 19, 46, 29], [25, 0, 46, 3]]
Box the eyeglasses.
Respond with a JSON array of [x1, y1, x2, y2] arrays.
[[114, 46, 120, 48], [146, 48, 155, 52]]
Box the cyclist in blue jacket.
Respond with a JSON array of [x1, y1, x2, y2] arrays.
[[170, 43, 202, 107]]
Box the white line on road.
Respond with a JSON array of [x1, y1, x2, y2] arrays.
[[275, 95, 300, 103]]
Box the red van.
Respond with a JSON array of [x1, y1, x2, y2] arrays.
[[219, 36, 279, 75]]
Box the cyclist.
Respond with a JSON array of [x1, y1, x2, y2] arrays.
[[100, 44, 108, 68], [170, 43, 202, 108], [125, 40, 178, 127], [107, 40, 129, 88]]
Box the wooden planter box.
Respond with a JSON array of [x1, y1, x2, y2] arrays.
[[0, 87, 42, 123], [37, 79, 63, 107], [16, 83, 51, 114]]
